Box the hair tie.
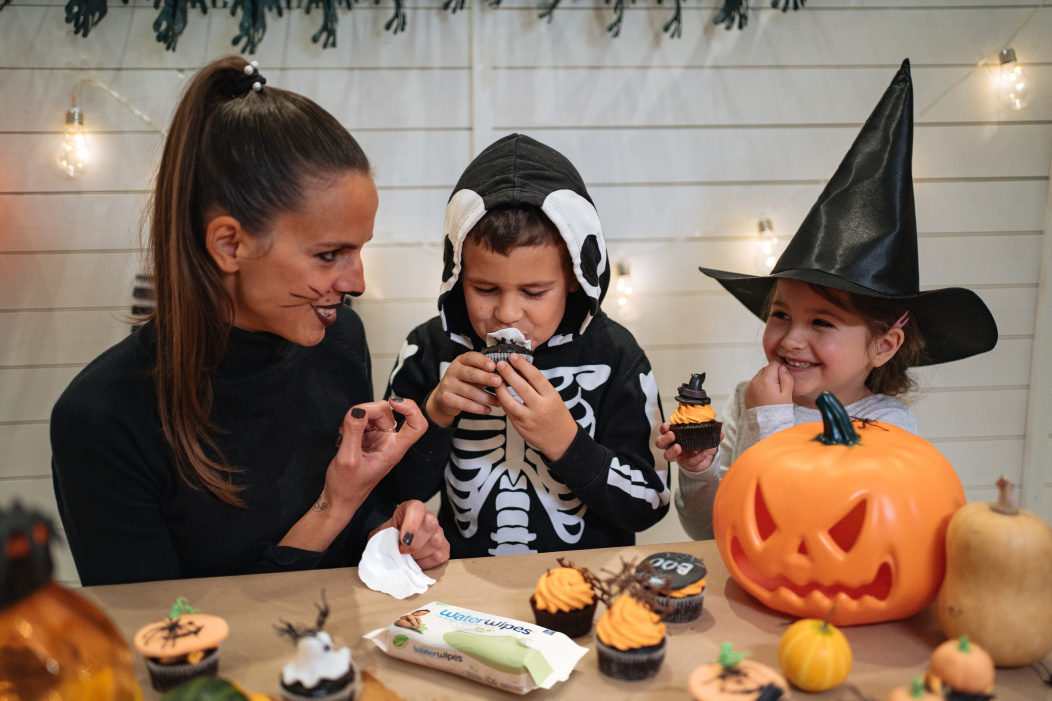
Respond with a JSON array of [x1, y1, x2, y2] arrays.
[[233, 61, 266, 96], [891, 311, 909, 330]]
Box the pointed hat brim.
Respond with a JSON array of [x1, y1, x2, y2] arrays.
[[698, 266, 997, 365]]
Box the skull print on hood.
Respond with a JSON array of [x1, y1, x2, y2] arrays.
[[383, 134, 669, 559], [437, 133, 611, 352]]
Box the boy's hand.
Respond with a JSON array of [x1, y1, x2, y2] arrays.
[[656, 422, 719, 473], [493, 354, 578, 461], [744, 360, 793, 409], [425, 351, 502, 427]]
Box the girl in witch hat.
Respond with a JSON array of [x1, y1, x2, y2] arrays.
[[663, 59, 998, 540]]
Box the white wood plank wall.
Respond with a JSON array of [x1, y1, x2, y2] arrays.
[[1, 0, 1049, 586]]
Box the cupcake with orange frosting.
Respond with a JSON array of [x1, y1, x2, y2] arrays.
[[133, 598, 229, 691], [530, 560, 598, 638], [670, 373, 721, 451], [639, 552, 707, 623], [595, 595, 667, 681]]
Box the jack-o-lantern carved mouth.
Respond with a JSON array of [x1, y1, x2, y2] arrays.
[[730, 537, 893, 602]]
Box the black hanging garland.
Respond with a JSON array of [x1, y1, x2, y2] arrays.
[[0, 0, 804, 53]]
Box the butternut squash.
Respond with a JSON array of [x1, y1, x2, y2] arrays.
[[936, 477, 1052, 666]]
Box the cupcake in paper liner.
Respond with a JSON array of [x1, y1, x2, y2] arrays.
[[638, 552, 708, 623], [530, 558, 599, 638], [595, 595, 667, 681], [277, 593, 358, 701], [670, 373, 721, 451], [484, 327, 533, 364], [133, 598, 229, 692]]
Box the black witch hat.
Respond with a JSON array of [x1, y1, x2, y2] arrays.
[[699, 59, 997, 365]]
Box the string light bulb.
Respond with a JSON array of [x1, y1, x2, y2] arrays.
[[753, 218, 783, 274], [57, 105, 90, 178], [995, 48, 1032, 111], [613, 260, 639, 321]]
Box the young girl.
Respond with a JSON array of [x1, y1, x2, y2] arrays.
[[50, 56, 449, 585], [662, 59, 998, 540]]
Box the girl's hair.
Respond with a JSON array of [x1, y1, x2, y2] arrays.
[[149, 56, 371, 507], [467, 206, 562, 254], [764, 281, 930, 398]]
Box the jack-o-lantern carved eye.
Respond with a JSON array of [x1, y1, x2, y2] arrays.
[[828, 500, 867, 553], [755, 484, 777, 541]]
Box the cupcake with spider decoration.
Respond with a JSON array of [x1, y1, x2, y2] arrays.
[[276, 592, 358, 701], [688, 642, 791, 701], [133, 597, 229, 691], [593, 559, 672, 681]]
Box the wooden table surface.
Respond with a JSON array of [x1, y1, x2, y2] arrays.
[[79, 540, 1051, 700]]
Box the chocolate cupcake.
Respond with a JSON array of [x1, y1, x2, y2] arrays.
[[530, 560, 598, 638], [670, 373, 722, 451], [484, 328, 534, 364], [595, 595, 667, 681], [638, 552, 707, 623], [133, 598, 228, 692]]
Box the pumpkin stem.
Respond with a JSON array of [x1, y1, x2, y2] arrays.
[[910, 677, 925, 698], [958, 636, 971, 653], [169, 596, 200, 619], [991, 476, 1019, 516], [820, 603, 838, 633], [814, 392, 862, 446]]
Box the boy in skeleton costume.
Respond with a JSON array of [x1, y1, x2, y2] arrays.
[[385, 134, 670, 558]]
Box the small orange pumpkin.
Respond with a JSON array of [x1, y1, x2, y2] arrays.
[[777, 608, 852, 691], [713, 392, 965, 626], [928, 636, 994, 695]]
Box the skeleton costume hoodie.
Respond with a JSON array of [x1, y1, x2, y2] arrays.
[[385, 134, 670, 558]]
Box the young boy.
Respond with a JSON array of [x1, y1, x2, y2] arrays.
[[385, 134, 670, 558]]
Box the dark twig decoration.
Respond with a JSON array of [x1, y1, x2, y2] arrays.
[[276, 590, 332, 643], [64, 0, 118, 38], [594, 558, 675, 617], [713, 0, 747, 30], [42, 0, 807, 52]]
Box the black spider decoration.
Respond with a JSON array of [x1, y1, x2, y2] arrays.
[[771, 0, 804, 10], [442, 0, 465, 14], [303, 0, 350, 48], [229, 0, 284, 54], [656, 0, 682, 38], [0, 0, 10, 11], [140, 614, 205, 649]]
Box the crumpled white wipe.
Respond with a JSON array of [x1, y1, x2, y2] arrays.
[[358, 527, 435, 599]]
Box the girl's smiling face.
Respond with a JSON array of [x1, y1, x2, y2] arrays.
[[460, 238, 579, 350], [226, 173, 378, 346], [762, 279, 899, 408]]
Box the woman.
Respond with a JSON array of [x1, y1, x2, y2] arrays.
[[50, 56, 448, 586]]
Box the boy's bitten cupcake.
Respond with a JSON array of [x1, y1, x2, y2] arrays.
[[133, 597, 229, 691], [638, 552, 707, 623], [670, 373, 721, 451], [530, 558, 598, 638], [484, 328, 534, 364], [689, 643, 791, 701]]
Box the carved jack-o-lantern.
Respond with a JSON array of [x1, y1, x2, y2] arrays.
[[713, 392, 965, 626]]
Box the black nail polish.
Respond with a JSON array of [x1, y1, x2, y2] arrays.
[[402, 532, 414, 546], [334, 432, 343, 448], [390, 395, 404, 403], [351, 407, 366, 419]]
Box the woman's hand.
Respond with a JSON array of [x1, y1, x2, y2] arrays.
[[371, 500, 450, 570], [656, 423, 720, 472], [744, 360, 793, 409], [278, 397, 427, 552], [493, 355, 578, 461], [425, 351, 502, 427]]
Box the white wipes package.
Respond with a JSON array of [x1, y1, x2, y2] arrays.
[[364, 602, 587, 694], [358, 527, 435, 599]]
